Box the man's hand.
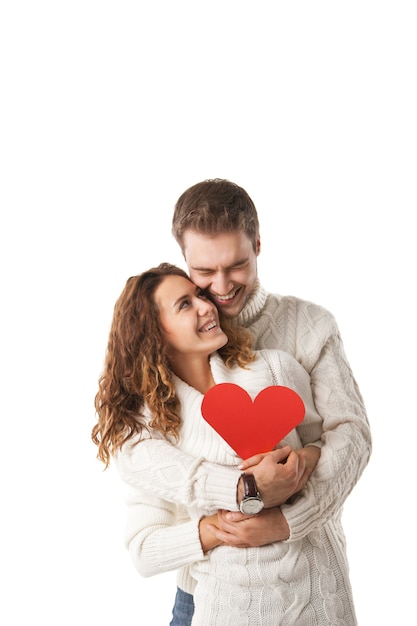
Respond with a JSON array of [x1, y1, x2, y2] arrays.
[[238, 445, 321, 508], [293, 445, 321, 490], [205, 507, 290, 548], [201, 446, 321, 552]]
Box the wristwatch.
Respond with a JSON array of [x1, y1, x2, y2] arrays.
[[239, 473, 264, 515]]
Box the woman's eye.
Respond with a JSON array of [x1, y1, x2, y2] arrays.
[[197, 290, 208, 300], [179, 300, 190, 310]]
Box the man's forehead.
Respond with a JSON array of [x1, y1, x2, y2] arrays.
[[183, 230, 252, 269]]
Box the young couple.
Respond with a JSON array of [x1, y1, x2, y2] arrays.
[[92, 179, 371, 625]]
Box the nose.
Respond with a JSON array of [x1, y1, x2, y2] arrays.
[[210, 272, 233, 296], [195, 296, 214, 316]]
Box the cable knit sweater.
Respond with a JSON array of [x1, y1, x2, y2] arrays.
[[115, 284, 371, 625]]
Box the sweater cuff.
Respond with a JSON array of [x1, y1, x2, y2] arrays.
[[280, 482, 319, 541], [305, 441, 324, 450], [140, 519, 204, 574], [195, 464, 241, 511]]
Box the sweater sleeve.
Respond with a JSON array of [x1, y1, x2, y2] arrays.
[[262, 348, 324, 449], [281, 327, 372, 540], [124, 486, 205, 577], [115, 437, 241, 512]]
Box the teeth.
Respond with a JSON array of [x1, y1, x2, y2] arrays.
[[200, 320, 216, 332], [215, 288, 238, 302]]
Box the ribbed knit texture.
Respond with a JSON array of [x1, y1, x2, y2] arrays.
[[115, 284, 371, 625]]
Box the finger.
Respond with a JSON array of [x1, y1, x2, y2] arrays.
[[238, 446, 293, 470], [206, 524, 241, 545], [268, 445, 292, 464], [295, 452, 306, 475], [282, 449, 300, 470], [238, 453, 265, 470], [224, 511, 253, 523], [293, 472, 308, 493], [285, 453, 307, 489]]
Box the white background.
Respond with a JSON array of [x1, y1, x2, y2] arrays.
[[1, 1, 416, 624]]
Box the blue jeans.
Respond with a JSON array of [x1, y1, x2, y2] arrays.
[[169, 587, 195, 626]]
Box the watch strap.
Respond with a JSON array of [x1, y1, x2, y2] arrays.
[[241, 473, 259, 498]]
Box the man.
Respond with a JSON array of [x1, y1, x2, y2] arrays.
[[115, 178, 371, 625], [166, 178, 371, 625]]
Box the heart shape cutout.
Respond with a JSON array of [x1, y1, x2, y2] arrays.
[[201, 383, 305, 459]]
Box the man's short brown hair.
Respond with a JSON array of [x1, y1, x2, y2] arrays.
[[172, 178, 260, 253]]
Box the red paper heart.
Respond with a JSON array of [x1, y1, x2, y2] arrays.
[[201, 383, 305, 459]]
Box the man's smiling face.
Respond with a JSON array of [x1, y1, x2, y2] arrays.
[[183, 230, 260, 318]]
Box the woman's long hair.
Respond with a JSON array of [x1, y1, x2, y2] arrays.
[[92, 263, 255, 467]]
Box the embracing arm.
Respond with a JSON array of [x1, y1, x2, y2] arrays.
[[208, 446, 320, 548], [280, 329, 371, 540], [115, 436, 304, 514], [218, 322, 371, 544], [117, 325, 371, 546], [115, 436, 241, 512], [124, 486, 224, 577]]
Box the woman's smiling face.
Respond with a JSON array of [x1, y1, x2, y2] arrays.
[[154, 274, 228, 360]]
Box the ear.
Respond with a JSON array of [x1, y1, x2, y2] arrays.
[[256, 234, 261, 256]]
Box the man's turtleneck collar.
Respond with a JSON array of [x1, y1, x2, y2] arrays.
[[237, 279, 268, 327]]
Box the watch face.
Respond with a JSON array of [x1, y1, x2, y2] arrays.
[[241, 497, 264, 515]]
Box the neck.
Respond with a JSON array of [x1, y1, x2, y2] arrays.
[[171, 354, 216, 394]]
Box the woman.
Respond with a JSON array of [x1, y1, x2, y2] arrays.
[[93, 263, 357, 626]]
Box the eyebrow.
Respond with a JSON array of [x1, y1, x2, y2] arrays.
[[172, 285, 200, 309], [191, 257, 249, 272]]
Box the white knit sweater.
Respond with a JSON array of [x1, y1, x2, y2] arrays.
[[115, 284, 371, 625]]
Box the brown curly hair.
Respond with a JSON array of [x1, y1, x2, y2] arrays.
[[92, 263, 255, 468]]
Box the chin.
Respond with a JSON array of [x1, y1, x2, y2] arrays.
[[220, 298, 243, 318]]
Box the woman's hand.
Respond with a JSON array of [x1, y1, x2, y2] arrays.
[[198, 514, 224, 553]]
